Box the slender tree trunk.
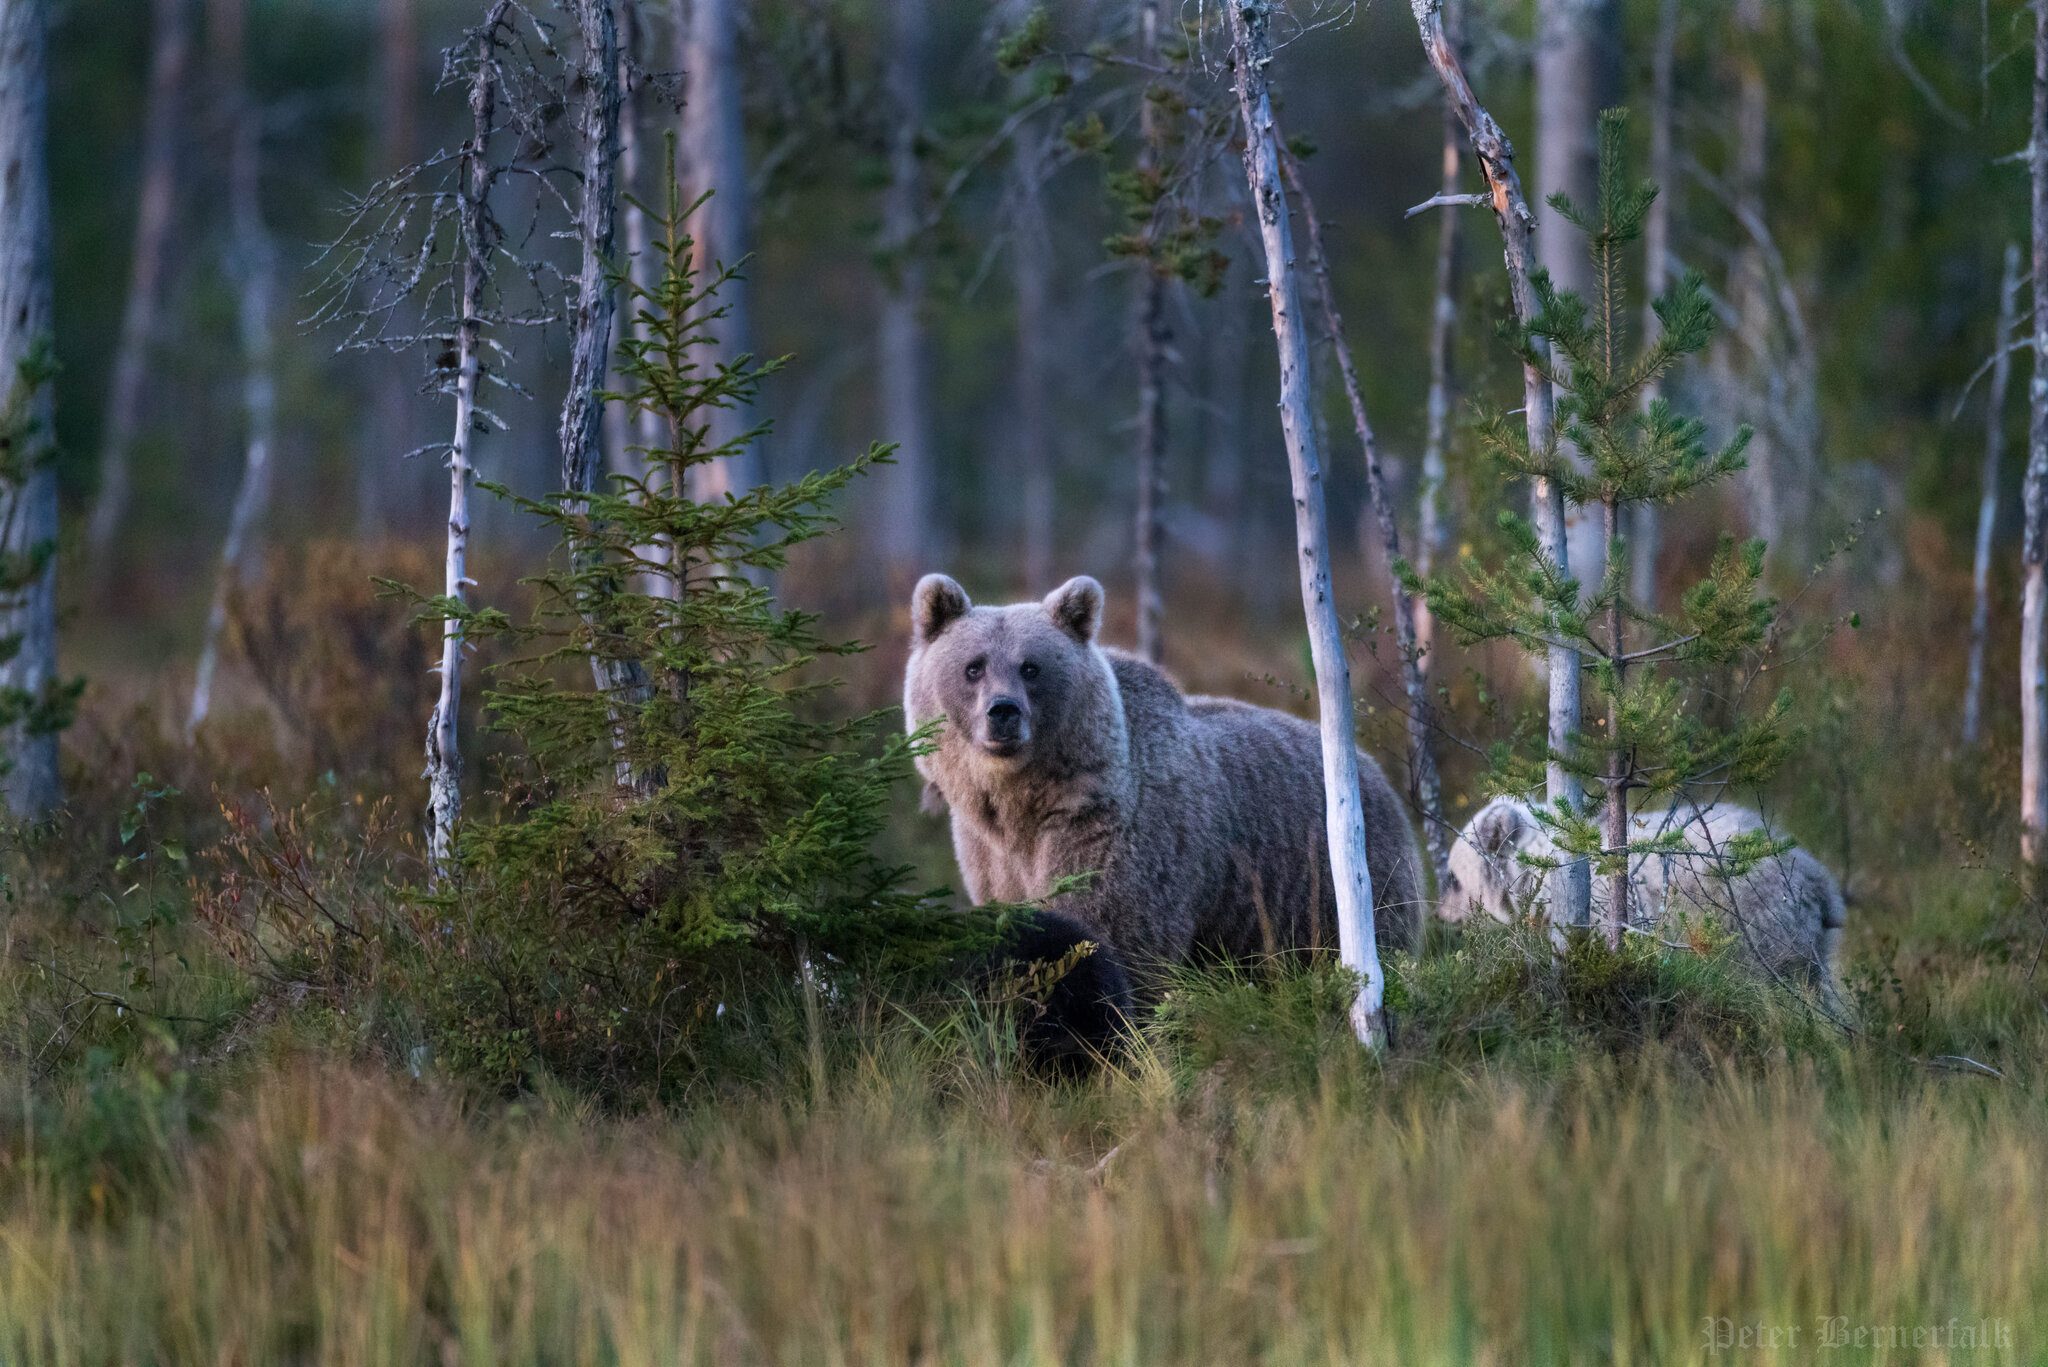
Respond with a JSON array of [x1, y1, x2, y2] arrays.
[[0, 0, 60, 818], [1631, 0, 1677, 611], [424, 6, 507, 874], [360, 0, 418, 537], [1131, 0, 1168, 662], [875, 0, 934, 582], [563, 0, 654, 794], [1965, 242, 2021, 747], [1603, 494, 1629, 947], [1227, 0, 1383, 1048], [87, 0, 190, 562], [1533, 0, 1615, 596], [2023, 0, 2048, 868], [188, 0, 279, 740], [1011, 131, 1056, 593], [1285, 152, 1451, 899], [1414, 0, 1462, 667], [1409, 0, 1590, 925], [676, 0, 761, 503]]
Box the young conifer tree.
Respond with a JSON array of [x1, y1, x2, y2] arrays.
[[420, 175, 959, 1096], [1412, 109, 1786, 948]]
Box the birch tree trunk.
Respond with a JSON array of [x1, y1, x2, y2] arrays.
[[424, 4, 507, 875], [2023, 0, 2048, 868], [1414, 0, 1461, 667], [1630, 0, 1677, 612], [562, 0, 655, 795], [676, 0, 762, 503], [360, 0, 418, 536], [1010, 125, 1056, 594], [875, 0, 935, 582], [1964, 242, 2020, 747], [1131, 0, 1168, 662], [1533, 0, 1614, 596], [1226, 0, 1383, 1048], [188, 0, 279, 740], [1409, 0, 1590, 926], [0, 0, 61, 818], [1285, 152, 1451, 898], [87, 0, 190, 561]]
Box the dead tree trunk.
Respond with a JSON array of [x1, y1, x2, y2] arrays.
[[1284, 151, 1452, 899], [1131, 0, 1168, 662], [2024, 0, 2048, 868], [87, 0, 190, 562], [360, 0, 418, 536], [1011, 127, 1057, 593], [0, 0, 62, 818], [424, 5, 508, 875], [1533, 0, 1614, 595], [188, 0, 280, 740], [1631, 0, 1677, 611], [676, 0, 761, 503], [1414, 0, 1461, 667], [1965, 242, 2021, 747], [875, 0, 935, 583], [1227, 0, 1384, 1048], [562, 0, 654, 791], [1408, 0, 1590, 926]]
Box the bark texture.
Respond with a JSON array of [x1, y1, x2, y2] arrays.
[[1227, 0, 1384, 1047], [1131, 0, 1168, 663], [2025, 0, 2048, 867], [0, 0, 61, 817], [1414, 0, 1462, 666], [1408, 0, 1590, 925], [189, 0, 279, 740], [677, 0, 762, 502], [88, 0, 191, 560], [1963, 242, 2020, 747], [1284, 151, 1451, 899], [875, 0, 935, 582]]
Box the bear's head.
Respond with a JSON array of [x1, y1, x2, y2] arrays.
[[1438, 795, 1551, 925], [903, 573, 1125, 787]]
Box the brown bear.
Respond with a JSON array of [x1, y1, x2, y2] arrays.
[[904, 573, 1424, 979]]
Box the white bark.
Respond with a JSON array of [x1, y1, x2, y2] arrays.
[[189, 0, 279, 741], [1632, 0, 1676, 612], [425, 4, 507, 875], [1964, 242, 2020, 747], [1533, 0, 1614, 595], [1414, 0, 1460, 666], [875, 0, 935, 581], [1131, 0, 1168, 663], [87, 0, 189, 561], [2024, 0, 2048, 867], [1227, 0, 1383, 1049], [0, 0, 58, 817], [676, 0, 761, 504], [1409, 0, 1590, 926]]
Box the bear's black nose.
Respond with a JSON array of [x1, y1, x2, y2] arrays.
[[986, 697, 1025, 739]]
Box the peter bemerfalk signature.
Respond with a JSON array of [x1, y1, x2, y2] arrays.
[[1701, 1317, 2013, 1352]]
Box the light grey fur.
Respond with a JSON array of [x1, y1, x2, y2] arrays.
[[1441, 796, 1848, 1002], [905, 573, 1425, 978]]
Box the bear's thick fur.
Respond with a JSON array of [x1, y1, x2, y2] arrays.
[[1440, 796, 1847, 1003], [904, 573, 1424, 978]]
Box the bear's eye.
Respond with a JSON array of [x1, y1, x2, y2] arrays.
[[964, 659, 985, 682], [1020, 661, 1040, 681]]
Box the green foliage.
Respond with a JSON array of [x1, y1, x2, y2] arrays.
[[396, 182, 982, 1103], [1406, 108, 1788, 886]]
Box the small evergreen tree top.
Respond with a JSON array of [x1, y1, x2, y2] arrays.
[[1407, 108, 1793, 930]]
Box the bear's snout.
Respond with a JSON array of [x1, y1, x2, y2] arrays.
[[982, 696, 1031, 754]]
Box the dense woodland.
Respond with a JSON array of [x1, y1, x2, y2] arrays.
[[2, 0, 2047, 1359]]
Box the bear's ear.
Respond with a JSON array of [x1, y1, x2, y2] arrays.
[[1468, 797, 1531, 857], [1043, 575, 1104, 643], [912, 574, 971, 643]]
